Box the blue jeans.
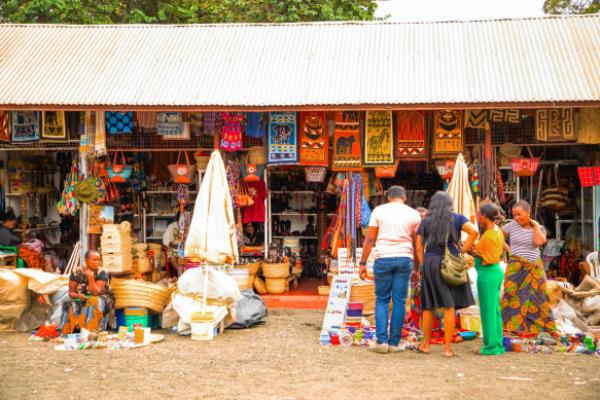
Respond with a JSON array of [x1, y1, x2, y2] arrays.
[[374, 257, 413, 346]]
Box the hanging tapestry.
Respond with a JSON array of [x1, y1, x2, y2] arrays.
[[220, 112, 245, 152], [464, 109, 489, 129], [432, 110, 463, 157], [363, 111, 394, 166], [299, 112, 329, 166], [203, 112, 218, 136], [105, 112, 133, 135], [397, 110, 426, 159], [137, 112, 157, 130], [41, 111, 66, 141], [332, 111, 362, 171], [11, 111, 40, 143], [489, 109, 520, 124], [0, 111, 10, 142], [246, 112, 265, 138], [577, 108, 600, 144], [535, 109, 575, 142], [189, 113, 204, 136], [267, 112, 298, 164], [65, 112, 81, 142], [156, 112, 184, 137]]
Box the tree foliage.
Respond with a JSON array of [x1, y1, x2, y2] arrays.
[[0, 0, 378, 24], [544, 0, 600, 14]]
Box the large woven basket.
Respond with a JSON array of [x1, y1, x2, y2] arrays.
[[111, 279, 172, 313], [262, 262, 289, 279], [265, 278, 287, 294], [350, 283, 375, 315], [239, 261, 261, 276], [254, 276, 267, 294]]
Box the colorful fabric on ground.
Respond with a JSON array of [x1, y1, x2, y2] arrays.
[[220, 112, 244, 152], [11, 111, 40, 143], [488, 109, 520, 124], [464, 109, 489, 129], [0, 111, 10, 142], [577, 107, 600, 144], [432, 110, 463, 157], [267, 112, 297, 164], [535, 109, 576, 142], [41, 111, 66, 141], [105, 112, 133, 135], [332, 111, 361, 171], [501, 255, 557, 335], [397, 111, 426, 159], [364, 111, 394, 166], [156, 112, 184, 137], [299, 112, 329, 166]]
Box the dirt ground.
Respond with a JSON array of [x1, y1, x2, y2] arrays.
[[0, 309, 598, 400]]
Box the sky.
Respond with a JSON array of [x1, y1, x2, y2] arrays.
[[375, 0, 546, 22]]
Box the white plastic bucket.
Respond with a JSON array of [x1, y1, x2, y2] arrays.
[[191, 312, 215, 341]]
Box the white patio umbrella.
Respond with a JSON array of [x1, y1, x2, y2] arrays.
[[185, 150, 238, 265], [447, 153, 477, 226]]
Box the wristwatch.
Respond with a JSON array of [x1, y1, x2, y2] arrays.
[[359, 261, 367, 266]]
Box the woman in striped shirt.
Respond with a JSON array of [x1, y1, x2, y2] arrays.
[[500, 200, 557, 335]]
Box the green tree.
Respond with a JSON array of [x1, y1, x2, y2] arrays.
[[544, 0, 600, 14], [0, 0, 377, 24]]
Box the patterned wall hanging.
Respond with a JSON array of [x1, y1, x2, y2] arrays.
[[577, 108, 600, 144], [11, 111, 40, 143], [464, 109, 489, 129], [41, 111, 66, 141], [267, 112, 298, 164], [220, 112, 245, 152], [432, 110, 463, 157], [137, 112, 157, 130], [105, 111, 133, 135], [0, 111, 10, 142], [363, 110, 394, 166], [397, 110, 426, 159], [332, 111, 362, 171], [535, 108, 575, 142], [299, 111, 329, 166], [488, 109, 520, 124], [156, 112, 184, 137], [246, 112, 265, 138]]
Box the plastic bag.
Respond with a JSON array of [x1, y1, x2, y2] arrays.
[[228, 289, 267, 329], [177, 267, 241, 303], [0, 270, 29, 332]]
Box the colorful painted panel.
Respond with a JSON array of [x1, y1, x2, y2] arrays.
[[268, 112, 298, 164], [42, 111, 66, 141], [433, 110, 463, 157], [332, 111, 361, 171], [105, 111, 133, 135], [363, 110, 394, 166], [11, 111, 40, 143], [397, 110, 426, 159], [299, 111, 329, 166], [535, 109, 575, 142]]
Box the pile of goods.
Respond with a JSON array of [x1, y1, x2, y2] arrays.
[[259, 244, 293, 294], [49, 326, 163, 351], [551, 276, 600, 337], [100, 222, 132, 274]]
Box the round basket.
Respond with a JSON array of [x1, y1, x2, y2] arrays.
[[350, 283, 375, 315], [254, 276, 267, 295], [133, 243, 148, 252], [266, 278, 287, 294], [262, 262, 289, 279], [239, 261, 261, 276], [194, 152, 210, 171], [111, 279, 172, 313], [137, 258, 151, 274]]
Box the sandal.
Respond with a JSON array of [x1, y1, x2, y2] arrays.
[[417, 346, 431, 354]]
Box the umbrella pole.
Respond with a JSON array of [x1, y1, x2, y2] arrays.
[[202, 264, 209, 312]]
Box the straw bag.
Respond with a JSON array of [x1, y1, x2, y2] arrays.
[[540, 167, 568, 211], [236, 180, 254, 208], [510, 147, 540, 177], [375, 161, 399, 178], [168, 151, 197, 184], [241, 153, 265, 183], [194, 151, 210, 171], [265, 278, 287, 294], [107, 152, 133, 183], [305, 167, 327, 183], [254, 276, 267, 294], [262, 262, 289, 278]]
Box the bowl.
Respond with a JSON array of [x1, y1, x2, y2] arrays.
[[459, 331, 478, 340]]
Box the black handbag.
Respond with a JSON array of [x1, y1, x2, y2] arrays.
[[439, 220, 468, 287]]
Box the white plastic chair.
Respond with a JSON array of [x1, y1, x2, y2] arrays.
[[586, 252, 600, 280]]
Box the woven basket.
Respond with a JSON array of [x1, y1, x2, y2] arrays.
[[262, 262, 289, 278], [266, 278, 287, 294], [111, 279, 172, 313], [318, 285, 330, 296], [254, 276, 267, 294], [247, 274, 256, 289], [240, 261, 261, 276], [350, 283, 375, 315], [194, 152, 210, 171], [546, 280, 563, 307]]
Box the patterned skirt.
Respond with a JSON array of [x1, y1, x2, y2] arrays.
[[501, 255, 557, 335], [60, 295, 113, 334]]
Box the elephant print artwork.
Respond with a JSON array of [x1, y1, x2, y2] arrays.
[[299, 112, 328, 166], [332, 111, 361, 171], [363, 110, 394, 166], [268, 112, 298, 164], [433, 110, 463, 157]]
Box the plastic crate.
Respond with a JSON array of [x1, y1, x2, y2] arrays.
[[114, 308, 159, 332]]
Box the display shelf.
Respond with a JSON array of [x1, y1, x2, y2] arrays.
[[14, 225, 60, 233]]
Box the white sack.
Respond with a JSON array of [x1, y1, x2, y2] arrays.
[[177, 267, 242, 303], [0, 270, 29, 332]]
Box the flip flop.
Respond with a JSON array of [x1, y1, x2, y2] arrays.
[[417, 346, 431, 354]]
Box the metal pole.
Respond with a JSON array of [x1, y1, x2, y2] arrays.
[[79, 132, 88, 265]]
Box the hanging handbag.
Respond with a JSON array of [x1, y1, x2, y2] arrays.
[[305, 167, 327, 183], [107, 151, 133, 183], [241, 153, 264, 183], [439, 220, 468, 287], [236, 180, 254, 208], [374, 160, 399, 179], [167, 151, 197, 184]]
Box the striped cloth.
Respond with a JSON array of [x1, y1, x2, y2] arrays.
[[504, 221, 545, 262]]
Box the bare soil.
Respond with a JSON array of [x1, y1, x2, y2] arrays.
[[0, 309, 598, 400]]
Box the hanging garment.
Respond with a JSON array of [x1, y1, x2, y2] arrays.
[[156, 112, 184, 137], [363, 110, 394, 166], [299, 111, 328, 166], [220, 112, 244, 152], [0, 111, 10, 142], [65, 112, 81, 142], [245, 112, 265, 138], [432, 110, 463, 158], [332, 112, 362, 171], [203, 112, 218, 136], [189, 112, 204, 136], [267, 112, 298, 164], [464, 109, 489, 129], [105, 112, 133, 135], [136, 112, 157, 130], [41, 111, 66, 142], [577, 107, 600, 144], [397, 110, 426, 159], [535, 109, 576, 142], [243, 180, 268, 224], [11, 111, 40, 143]]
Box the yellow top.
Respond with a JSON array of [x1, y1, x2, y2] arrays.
[[475, 226, 505, 265]]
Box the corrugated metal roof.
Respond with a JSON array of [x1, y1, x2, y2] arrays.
[[0, 15, 599, 109]]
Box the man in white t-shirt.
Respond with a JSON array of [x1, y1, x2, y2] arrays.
[[359, 185, 421, 354]]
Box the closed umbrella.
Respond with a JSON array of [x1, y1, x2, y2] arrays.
[[447, 153, 477, 226]]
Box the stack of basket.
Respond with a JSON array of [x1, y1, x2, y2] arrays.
[[111, 278, 172, 313], [132, 243, 151, 274], [100, 222, 133, 273], [350, 283, 375, 320], [262, 261, 289, 294]]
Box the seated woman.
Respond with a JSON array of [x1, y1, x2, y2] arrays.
[[60, 250, 114, 334], [243, 223, 263, 247]]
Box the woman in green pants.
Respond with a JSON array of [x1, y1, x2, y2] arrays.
[[472, 203, 506, 356]]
